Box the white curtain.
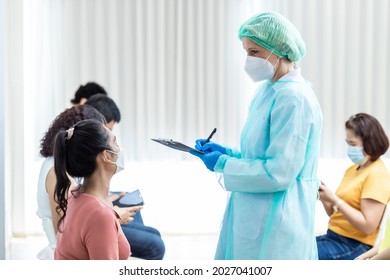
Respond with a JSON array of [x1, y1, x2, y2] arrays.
[[25, 0, 390, 163], [26, 0, 250, 163], [253, 0, 390, 158], [5, 0, 390, 236], [15, 0, 252, 235]]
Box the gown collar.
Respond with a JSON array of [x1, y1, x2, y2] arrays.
[[266, 67, 305, 91]]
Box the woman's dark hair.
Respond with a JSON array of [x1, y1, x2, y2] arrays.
[[70, 82, 107, 104], [40, 105, 106, 157], [53, 119, 111, 229], [345, 113, 389, 161]]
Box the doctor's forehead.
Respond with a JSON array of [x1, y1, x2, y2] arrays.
[[242, 37, 259, 49], [242, 38, 269, 54]]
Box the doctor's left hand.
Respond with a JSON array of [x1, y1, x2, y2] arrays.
[[190, 150, 222, 172]]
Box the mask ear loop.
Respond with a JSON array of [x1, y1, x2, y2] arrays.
[[273, 57, 281, 71], [102, 150, 115, 165], [265, 50, 273, 61], [265, 49, 281, 82], [105, 149, 122, 166], [265, 49, 281, 71]]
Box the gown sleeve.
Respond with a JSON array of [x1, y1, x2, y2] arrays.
[[215, 88, 316, 193]]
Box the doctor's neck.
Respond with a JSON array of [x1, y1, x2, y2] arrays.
[[271, 58, 294, 82]]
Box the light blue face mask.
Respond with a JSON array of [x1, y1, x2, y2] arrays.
[[347, 145, 367, 165]]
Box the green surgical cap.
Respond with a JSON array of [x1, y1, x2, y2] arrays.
[[238, 11, 306, 61]]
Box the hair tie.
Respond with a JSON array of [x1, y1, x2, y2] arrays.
[[66, 127, 74, 140]]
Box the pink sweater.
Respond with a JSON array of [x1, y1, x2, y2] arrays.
[[55, 193, 130, 260]]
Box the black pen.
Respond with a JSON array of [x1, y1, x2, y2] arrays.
[[205, 128, 217, 143]]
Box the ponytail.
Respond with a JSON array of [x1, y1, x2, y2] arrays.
[[53, 130, 72, 230]]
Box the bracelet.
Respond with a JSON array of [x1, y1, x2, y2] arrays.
[[332, 199, 345, 212]]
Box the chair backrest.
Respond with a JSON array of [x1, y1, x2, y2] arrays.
[[374, 202, 390, 247]]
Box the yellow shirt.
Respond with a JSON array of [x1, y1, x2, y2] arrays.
[[328, 159, 390, 246]]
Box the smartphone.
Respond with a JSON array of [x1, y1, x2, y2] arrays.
[[112, 189, 144, 207]]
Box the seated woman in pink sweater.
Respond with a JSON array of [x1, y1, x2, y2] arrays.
[[53, 119, 130, 260]]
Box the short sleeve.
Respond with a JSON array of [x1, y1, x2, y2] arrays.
[[361, 171, 390, 205]]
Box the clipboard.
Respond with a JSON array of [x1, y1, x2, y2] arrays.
[[151, 138, 204, 154]]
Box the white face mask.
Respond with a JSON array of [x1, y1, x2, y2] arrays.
[[106, 149, 124, 174], [244, 53, 278, 82]]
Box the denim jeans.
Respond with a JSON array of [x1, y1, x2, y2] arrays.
[[316, 229, 372, 260], [121, 211, 165, 260]]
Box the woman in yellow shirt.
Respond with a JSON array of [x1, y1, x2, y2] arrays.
[[317, 113, 390, 260]]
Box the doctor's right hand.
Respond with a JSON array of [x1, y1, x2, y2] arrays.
[[195, 139, 227, 154]]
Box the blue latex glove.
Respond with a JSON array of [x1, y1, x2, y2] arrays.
[[190, 150, 222, 172], [195, 139, 227, 154]]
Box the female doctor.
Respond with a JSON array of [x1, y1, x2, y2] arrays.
[[191, 11, 323, 259]]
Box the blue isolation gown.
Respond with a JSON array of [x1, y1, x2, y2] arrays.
[[214, 68, 323, 259]]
